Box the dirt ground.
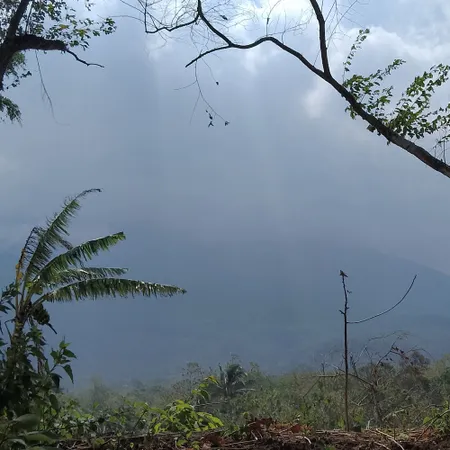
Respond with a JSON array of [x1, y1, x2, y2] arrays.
[[60, 429, 450, 450]]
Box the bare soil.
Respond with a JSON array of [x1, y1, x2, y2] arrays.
[[60, 428, 450, 450]]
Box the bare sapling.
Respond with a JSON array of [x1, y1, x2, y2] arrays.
[[338, 270, 416, 431]]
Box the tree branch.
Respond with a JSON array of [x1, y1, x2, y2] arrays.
[[15, 34, 66, 52], [184, 0, 450, 178], [0, 34, 103, 93], [324, 77, 450, 177], [5, 0, 32, 40], [320, 367, 373, 387], [349, 275, 417, 325], [0, 0, 32, 90], [134, 0, 450, 178], [187, 0, 324, 78], [309, 0, 331, 76], [146, 15, 199, 34], [64, 49, 104, 68], [15, 35, 103, 67]]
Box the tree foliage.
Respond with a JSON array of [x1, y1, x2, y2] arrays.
[[0, 0, 116, 122], [213, 363, 250, 399], [343, 29, 450, 153]]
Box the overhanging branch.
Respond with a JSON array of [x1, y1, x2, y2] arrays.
[[15, 35, 103, 67], [187, 0, 325, 78], [188, 0, 450, 178], [64, 49, 104, 68], [0, 34, 104, 91], [134, 0, 450, 178], [15, 34, 67, 52]]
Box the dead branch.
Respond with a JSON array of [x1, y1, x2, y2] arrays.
[[349, 275, 417, 325], [340, 269, 351, 431], [64, 49, 104, 68]]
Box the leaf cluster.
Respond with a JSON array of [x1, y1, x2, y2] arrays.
[[0, 0, 117, 122], [0, 413, 58, 450], [343, 29, 450, 151]]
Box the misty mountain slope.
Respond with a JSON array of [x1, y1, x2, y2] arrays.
[[1, 235, 448, 384]]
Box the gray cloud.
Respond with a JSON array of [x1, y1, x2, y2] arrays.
[[2, 0, 450, 380]]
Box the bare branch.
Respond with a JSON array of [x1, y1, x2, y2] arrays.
[[64, 49, 104, 68], [349, 275, 417, 325], [186, 44, 229, 67], [340, 269, 350, 431], [187, 0, 324, 78], [309, 0, 330, 75], [145, 6, 199, 34], [14, 35, 104, 67], [323, 366, 373, 387]]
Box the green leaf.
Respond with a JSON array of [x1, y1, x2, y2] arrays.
[[63, 348, 77, 359], [24, 431, 59, 443], [63, 364, 74, 383], [44, 267, 129, 287], [35, 278, 186, 304], [34, 233, 126, 287], [29, 447, 59, 450], [49, 394, 60, 412], [24, 189, 102, 283], [51, 373, 62, 389], [7, 438, 27, 447], [0, 95, 22, 123], [13, 414, 40, 430]]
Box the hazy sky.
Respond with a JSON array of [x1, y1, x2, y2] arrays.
[[2, 0, 450, 271], [2, 0, 450, 380]]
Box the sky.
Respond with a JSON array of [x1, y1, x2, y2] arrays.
[[2, 0, 450, 381]]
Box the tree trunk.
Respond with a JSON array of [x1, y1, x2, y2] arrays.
[[0, 40, 15, 91], [0, 314, 28, 416]]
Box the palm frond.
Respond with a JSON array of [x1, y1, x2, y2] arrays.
[[15, 227, 40, 278], [42, 267, 129, 288], [24, 189, 101, 282], [226, 364, 247, 384], [34, 278, 186, 304], [34, 233, 126, 284]]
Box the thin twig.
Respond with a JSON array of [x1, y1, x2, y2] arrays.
[[64, 49, 104, 68]]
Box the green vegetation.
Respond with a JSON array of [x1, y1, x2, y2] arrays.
[[1, 189, 449, 449], [0, 189, 187, 447], [4, 1, 450, 449], [63, 350, 450, 434], [0, 0, 116, 122]]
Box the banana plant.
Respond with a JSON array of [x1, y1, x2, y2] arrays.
[[2, 188, 186, 414]]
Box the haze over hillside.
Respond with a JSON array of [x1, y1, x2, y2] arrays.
[[2, 234, 447, 385], [2, 0, 450, 390]]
